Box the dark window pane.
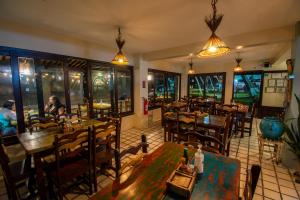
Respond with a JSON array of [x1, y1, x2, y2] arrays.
[[69, 71, 84, 109], [0, 55, 17, 135], [117, 69, 132, 113], [0, 56, 14, 105], [233, 73, 263, 105], [19, 57, 38, 116], [40, 64, 65, 108], [188, 73, 225, 102]]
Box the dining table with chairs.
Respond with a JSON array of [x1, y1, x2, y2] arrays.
[[16, 117, 121, 200]]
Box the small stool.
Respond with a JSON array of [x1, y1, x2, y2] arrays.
[[258, 133, 284, 164]]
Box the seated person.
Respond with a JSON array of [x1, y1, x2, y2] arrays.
[[0, 100, 17, 136], [44, 96, 65, 116]]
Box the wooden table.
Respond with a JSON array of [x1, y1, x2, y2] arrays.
[[17, 119, 105, 199], [89, 142, 240, 200]]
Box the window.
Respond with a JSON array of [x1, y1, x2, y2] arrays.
[[188, 73, 226, 102], [117, 68, 133, 113], [233, 72, 263, 106], [38, 61, 66, 110], [0, 56, 14, 106], [166, 74, 180, 102], [19, 57, 39, 116], [148, 69, 181, 109], [69, 71, 84, 109]]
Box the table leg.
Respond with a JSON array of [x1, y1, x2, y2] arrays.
[[240, 113, 245, 138], [34, 153, 48, 200]]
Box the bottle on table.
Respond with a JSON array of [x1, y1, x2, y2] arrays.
[[194, 144, 204, 178]]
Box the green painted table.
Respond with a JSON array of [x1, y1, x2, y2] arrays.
[[90, 142, 240, 200]]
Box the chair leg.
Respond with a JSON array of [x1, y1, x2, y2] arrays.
[[93, 164, 98, 192], [249, 121, 253, 136], [89, 169, 93, 195]]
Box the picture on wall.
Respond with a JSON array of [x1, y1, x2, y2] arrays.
[[276, 87, 286, 93], [271, 73, 283, 79], [268, 79, 276, 87], [265, 87, 275, 93], [276, 79, 285, 87]]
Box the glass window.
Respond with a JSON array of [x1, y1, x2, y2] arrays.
[[188, 75, 205, 98], [205, 74, 224, 101], [188, 73, 225, 102], [91, 66, 113, 116], [148, 69, 181, 109], [69, 71, 84, 109], [166, 74, 180, 102], [19, 57, 38, 116], [0, 56, 14, 106], [233, 73, 263, 105], [0, 55, 18, 135], [39, 62, 65, 110], [117, 69, 132, 113]]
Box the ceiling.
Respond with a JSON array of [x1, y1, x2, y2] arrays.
[[0, 0, 300, 63]]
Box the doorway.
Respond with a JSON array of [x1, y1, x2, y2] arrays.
[[232, 71, 263, 116]]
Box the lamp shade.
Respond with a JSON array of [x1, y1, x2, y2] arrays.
[[111, 50, 128, 65], [233, 58, 243, 72], [197, 33, 230, 58]]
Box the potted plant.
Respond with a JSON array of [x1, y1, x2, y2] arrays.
[[284, 94, 300, 183]]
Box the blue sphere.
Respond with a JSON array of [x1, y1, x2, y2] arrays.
[[259, 117, 284, 140]]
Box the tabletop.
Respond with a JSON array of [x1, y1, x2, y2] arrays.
[[89, 142, 240, 200], [18, 119, 105, 154]]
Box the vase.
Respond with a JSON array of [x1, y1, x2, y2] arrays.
[[259, 117, 284, 140]]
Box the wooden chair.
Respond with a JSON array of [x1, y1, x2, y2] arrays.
[[241, 165, 261, 200], [92, 122, 117, 192], [78, 103, 89, 119], [0, 140, 33, 200], [244, 103, 256, 136], [173, 112, 196, 143], [163, 112, 178, 142], [185, 131, 225, 155], [48, 128, 93, 200], [115, 135, 148, 178], [27, 113, 58, 132]]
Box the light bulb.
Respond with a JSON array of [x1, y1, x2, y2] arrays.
[[208, 46, 217, 52]]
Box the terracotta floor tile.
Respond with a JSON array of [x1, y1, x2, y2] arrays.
[[279, 185, 298, 198], [263, 188, 281, 200]]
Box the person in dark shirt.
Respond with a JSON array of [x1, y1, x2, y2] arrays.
[[0, 100, 17, 136], [44, 96, 65, 116]]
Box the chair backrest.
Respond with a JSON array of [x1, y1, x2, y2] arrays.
[[115, 135, 148, 177], [178, 112, 196, 131], [243, 164, 261, 200], [185, 131, 225, 155], [28, 113, 58, 132], [92, 121, 116, 154], [78, 103, 89, 118], [0, 140, 13, 181], [53, 128, 91, 180]]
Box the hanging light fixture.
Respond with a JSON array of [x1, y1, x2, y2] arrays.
[[112, 27, 129, 65], [188, 54, 195, 74], [234, 53, 243, 72], [197, 0, 230, 58]]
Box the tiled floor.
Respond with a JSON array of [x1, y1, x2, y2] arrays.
[[0, 119, 300, 200]]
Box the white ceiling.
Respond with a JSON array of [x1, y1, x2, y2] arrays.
[[0, 0, 300, 55]]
